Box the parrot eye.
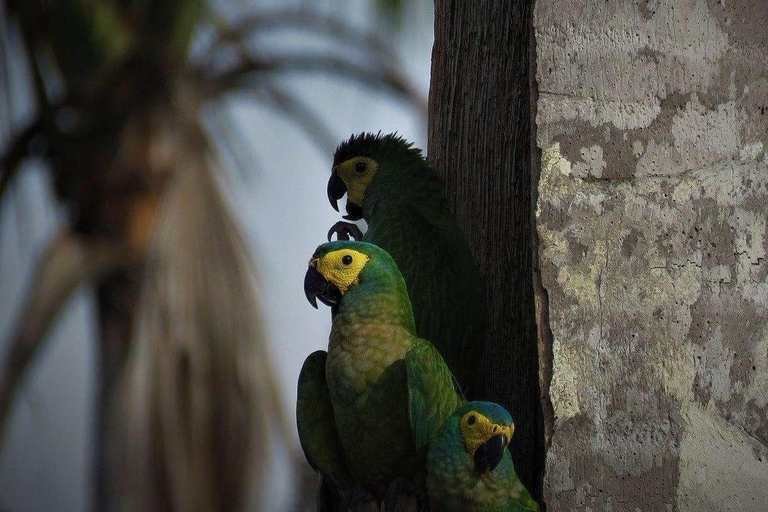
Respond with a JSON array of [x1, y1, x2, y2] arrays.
[[355, 162, 367, 173], [467, 415, 477, 426], [342, 255, 353, 265]]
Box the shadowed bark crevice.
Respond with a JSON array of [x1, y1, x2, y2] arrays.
[[528, 0, 555, 479]]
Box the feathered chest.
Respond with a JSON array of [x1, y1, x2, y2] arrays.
[[326, 315, 412, 402]]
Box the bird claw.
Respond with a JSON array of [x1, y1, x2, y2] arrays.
[[340, 487, 379, 512], [327, 221, 364, 242], [384, 477, 429, 512]]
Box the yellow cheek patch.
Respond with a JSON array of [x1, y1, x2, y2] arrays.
[[336, 157, 379, 206], [311, 249, 370, 293], [459, 411, 515, 455]]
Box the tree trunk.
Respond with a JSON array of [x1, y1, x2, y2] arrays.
[[535, 1, 768, 510], [428, 0, 545, 502]]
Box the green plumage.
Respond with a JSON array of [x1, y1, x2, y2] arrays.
[[333, 133, 484, 396], [426, 402, 538, 511], [296, 351, 353, 494], [297, 241, 461, 500]]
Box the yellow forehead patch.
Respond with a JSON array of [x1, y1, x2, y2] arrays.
[[311, 249, 370, 293], [459, 411, 515, 455], [335, 156, 379, 206]]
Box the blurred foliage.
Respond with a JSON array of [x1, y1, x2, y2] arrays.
[[374, 0, 405, 26], [0, 0, 425, 510]]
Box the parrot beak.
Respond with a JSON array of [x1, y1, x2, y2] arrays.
[[304, 265, 342, 309], [328, 169, 364, 220], [327, 171, 347, 212], [343, 202, 363, 221], [473, 433, 507, 474]]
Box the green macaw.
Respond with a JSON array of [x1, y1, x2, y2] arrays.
[[298, 241, 461, 505], [326, 133, 484, 396], [425, 401, 538, 511]]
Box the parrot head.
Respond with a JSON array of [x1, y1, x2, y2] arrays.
[[327, 132, 424, 220], [303, 240, 405, 312], [453, 401, 515, 474]]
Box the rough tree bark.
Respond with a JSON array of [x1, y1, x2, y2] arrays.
[[428, 0, 545, 502], [535, 1, 768, 510]]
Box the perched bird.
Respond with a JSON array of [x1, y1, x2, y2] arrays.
[[425, 402, 538, 511], [298, 241, 461, 505], [326, 133, 484, 396]]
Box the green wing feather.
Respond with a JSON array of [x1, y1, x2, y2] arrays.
[[296, 350, 353, 491], [364, 192, 484, 397], [405, 338, 463, 452], [491, 453, 539, 511]]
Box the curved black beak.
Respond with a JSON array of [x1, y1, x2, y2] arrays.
[[304, 265, 342, 309], [343, 202, 363, 221], [473, 434, 507, 473], [327, 173, 347, 212]]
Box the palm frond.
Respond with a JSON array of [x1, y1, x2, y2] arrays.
[[202, 52, 426, 115], [111, 113, 278, 511], [201, 8, 393, 65], [0, 231, 126, 442]]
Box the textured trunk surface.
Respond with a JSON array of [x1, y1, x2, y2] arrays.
[[428, 0, 545, 501], [535, 1, 768, 510]]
